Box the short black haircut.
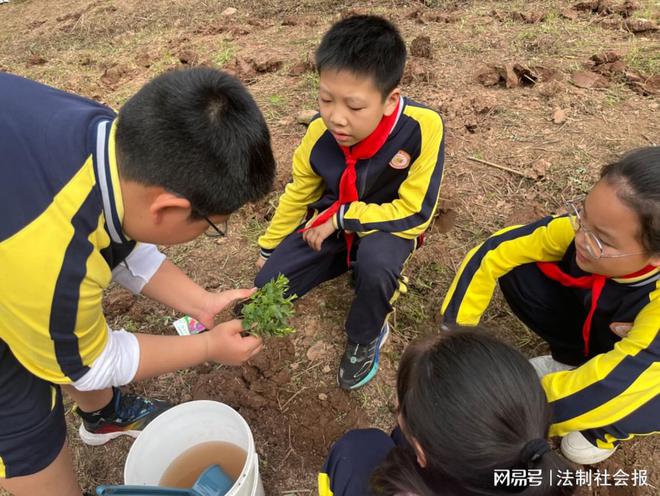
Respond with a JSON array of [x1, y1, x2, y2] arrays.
[[315, 15, 407, 99], [116, 67, 275, 217]]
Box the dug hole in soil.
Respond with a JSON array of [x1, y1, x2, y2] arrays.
[[190, 337, 369, 485]]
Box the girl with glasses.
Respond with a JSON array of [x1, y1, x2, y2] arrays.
[[440, 147, 659, 466]]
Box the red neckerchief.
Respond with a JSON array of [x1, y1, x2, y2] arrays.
[[300, 98, 401, 265], [536, 262, 656, 356]]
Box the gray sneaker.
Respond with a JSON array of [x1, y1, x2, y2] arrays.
[[529, 355, 575, 378], [338, 323, 389, 390]]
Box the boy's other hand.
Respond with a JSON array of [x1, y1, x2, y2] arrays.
[[255, 255, 267, 269], [197, 288, 257, 328], [205, 319, 263, 365], [302, 217, 336, 251]]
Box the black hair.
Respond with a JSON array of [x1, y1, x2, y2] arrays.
[[315, 15, 406, 99], [116, 67, 275, 217], [371, 329, 574, 496], [600, 146, 660, 255]]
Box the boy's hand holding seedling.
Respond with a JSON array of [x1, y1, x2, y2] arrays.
[[241, 275, 297, 337], [204, 319, 263, 366], [196, 287, 258, 328]]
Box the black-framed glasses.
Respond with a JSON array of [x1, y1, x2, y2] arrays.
[[566, 199, 644, 259], [203, 216, 228, 238]]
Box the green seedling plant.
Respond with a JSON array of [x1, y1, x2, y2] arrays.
[[241, 275, 297, 338]]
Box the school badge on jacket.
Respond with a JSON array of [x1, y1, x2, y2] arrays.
[[389, 150, 411, 169]]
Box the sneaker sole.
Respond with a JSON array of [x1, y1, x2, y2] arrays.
[[78, 423, 141, 446], [342, 324, 390, 391]]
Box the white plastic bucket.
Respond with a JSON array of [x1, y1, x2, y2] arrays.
[[124, 400, 264, 496]]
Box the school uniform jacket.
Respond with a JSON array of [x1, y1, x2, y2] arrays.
[[441, 215, 660, 440], [0, 73, 150, 384], [257, 98, 445, 254]]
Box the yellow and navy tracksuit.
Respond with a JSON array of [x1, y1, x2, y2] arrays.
[[0, 73, 135, 477], [256, 98, 445, 343], [318, 428, 407, 496], [441, 215, 660, 449]]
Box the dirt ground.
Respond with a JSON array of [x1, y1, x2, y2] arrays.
[[1, 0, 659, 495]]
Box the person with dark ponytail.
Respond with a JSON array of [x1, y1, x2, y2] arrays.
[[441, 147, 659, 465], [319, 330, 575, 496]]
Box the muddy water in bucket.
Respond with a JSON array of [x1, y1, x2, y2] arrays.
[[125, 401, 265, 496], [159, 441, 247, 488]]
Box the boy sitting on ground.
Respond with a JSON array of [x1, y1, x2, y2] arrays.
[[255, 15, 445, 390]]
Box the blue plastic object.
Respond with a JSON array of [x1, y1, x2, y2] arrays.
[[96, 464, 235, 496]]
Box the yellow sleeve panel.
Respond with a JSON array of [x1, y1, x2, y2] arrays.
[[257, 119, 326, 251], [342, 106, 444, 239], [318, 473, 334, 496], [545, 285, 660, 437], [440, 216, 575, 325], [0, 158, 110, 383]]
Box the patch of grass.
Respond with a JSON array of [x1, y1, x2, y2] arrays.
[[261, 93, 287, 120], [213, 42, 236, 67], [241, 214, 270, 247], [302, 70, 320, 92], [604, 84, 629, 107], [624, 41, 660, 75]]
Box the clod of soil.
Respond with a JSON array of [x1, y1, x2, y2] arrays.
[[281, 16, 298, 26], [225, 56, 257, 83], [574, 0, 640, 17], [626, 74, 660, 97], [100, 65, 131, 89], [591, 50, 622, 64], [402, 58, 434, 84], [410, 35, 432, 59], [590, 51, 627, 76], [406, 9, 455, 24], [178, 49, 199, 65], [623, 18, 659, 33], [552, 108, 568, 124], [560, 8, 580, 20], [572, 71, 610, 89], [531, 158, 551, 179], [250, 54, 284, 74], [478, 63, 556, 89], [306, 341, 332, 362], [509, 11, 547, 23], [26, 54, 47, 66], [573, 1, 610, 14], [616, 0, 640, 17], [134, 52, 153, 68], [288, 61, 309, 76]]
